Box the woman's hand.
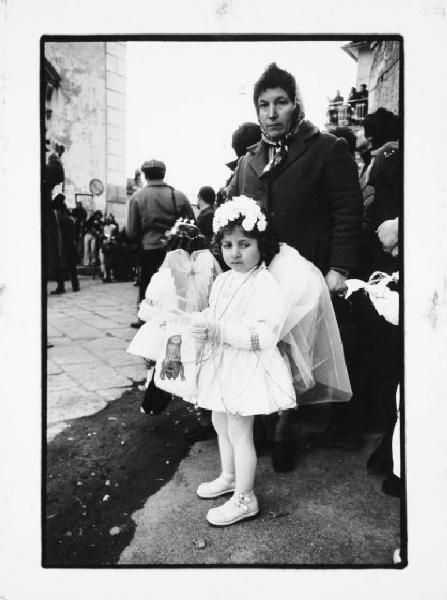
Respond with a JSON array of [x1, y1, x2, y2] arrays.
[[325, 269, 348, 297], [143, 358, 155, 369]]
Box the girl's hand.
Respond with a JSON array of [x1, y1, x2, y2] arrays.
[[144, 358, 155, 369], [191, 321, 219, 342]]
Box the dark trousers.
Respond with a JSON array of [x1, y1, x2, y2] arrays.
[[138, 248, 167, 305], [55, 265, 79, 291], [329, 292, 400, 436]]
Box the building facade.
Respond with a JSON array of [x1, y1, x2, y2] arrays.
[[44, 41, 127, 225], [342, 40, 401, 114]]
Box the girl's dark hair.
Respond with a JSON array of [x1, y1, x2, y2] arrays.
[[253, 62, 296, 107], [165, 221, 208, 254], [212, 215, 280, 267]]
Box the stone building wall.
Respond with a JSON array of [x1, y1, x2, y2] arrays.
[[45, 41, 107, 212], [368, 41, 400, 114], [105, 42, 127, 225], [44, 41, 127, 223]]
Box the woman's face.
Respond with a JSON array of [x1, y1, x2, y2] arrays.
[[257, 87, 295, 140], [221, 225, 261, 273]]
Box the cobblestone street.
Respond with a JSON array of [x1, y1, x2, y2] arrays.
[[47, 277, 145, 441]]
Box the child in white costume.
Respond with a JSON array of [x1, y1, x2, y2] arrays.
[[127, 219, 222, 377], [129, 197, 351, 526], [164, 197, 351, 527]]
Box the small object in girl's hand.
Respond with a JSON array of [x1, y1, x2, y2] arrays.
[[102, 495, 110, 502]]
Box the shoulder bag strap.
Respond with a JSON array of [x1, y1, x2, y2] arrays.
[[167, 185, 178, 217]]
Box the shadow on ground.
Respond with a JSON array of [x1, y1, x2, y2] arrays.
[[45, 386, 198, 566]]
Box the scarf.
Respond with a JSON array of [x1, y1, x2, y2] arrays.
[[260, 118, 303, 179]]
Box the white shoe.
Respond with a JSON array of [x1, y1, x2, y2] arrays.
[[206, 492, 259, 526], [197, 474, 235, 499]]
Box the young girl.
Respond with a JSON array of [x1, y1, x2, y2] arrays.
[[126, 218, 222, 410], [133, 197, 351, 527], [187, 197, 296, 526]]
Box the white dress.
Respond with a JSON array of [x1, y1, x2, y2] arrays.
[[126, 249, 221, 360], [191, 266, 296, 416]]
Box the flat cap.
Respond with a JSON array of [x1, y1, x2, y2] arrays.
[[141, 159, 166, 171]]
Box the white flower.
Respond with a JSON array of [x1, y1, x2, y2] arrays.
[[212, 196, 268, 233], [257, 218, 267, 232]]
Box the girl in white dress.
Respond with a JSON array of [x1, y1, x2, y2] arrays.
[[132, 197, 351, 527], [187, 197, 296, 526]]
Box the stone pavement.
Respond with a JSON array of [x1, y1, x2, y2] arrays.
[[47, 276, 146, 441]]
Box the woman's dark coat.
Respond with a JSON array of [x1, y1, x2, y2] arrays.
[[228, 120, 363, 275]]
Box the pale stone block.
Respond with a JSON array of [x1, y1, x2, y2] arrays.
[[107, 137, 125, 156], [47, 325, 62, 337], [47, 390, 107, 424], [62, 362, 131, 391], [107, 124, 125, 141], [101, 349, 142, 367], [115, 57, 126, 77], [96, 388, 127, 402], [106, 71, 126, 94], [107, 169, 126, 186], [48, 372, 78, 392], [106, 52, 118, 73], [78, 316, 121, 329], [107, 106, 125, 127], [48, 345, 95, 365], [82, 336, 129, 353], [47, 421, 70, 442], [115, 364, 148, 382], [106, 327, 137, 341], [106, 89, 126, 111], [47, 335, 72, 347], [67, 325, 106, 340], [107, 154, 124, 172], [47, 360, 63, 375], [99, 311, 135, 325], [106, 41, 126, 60]]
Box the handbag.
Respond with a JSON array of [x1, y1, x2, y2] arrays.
[[141, 369, 173, 415]]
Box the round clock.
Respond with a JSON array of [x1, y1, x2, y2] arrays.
[[89, 178, 104, 196]]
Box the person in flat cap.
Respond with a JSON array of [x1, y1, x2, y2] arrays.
[[127, 159, 195, 328]]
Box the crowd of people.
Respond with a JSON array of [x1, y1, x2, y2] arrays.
[[45, 61, 401, 530], [328, 84, 369, 126], [123, 63, 402, 528], [46, 197, 137, 294]]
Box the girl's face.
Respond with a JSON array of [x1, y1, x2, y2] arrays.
[[221, 225, 261, 273]]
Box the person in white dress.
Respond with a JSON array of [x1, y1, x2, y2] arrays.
[[153, 197, 350, 527], [130, 197, 351, 527]]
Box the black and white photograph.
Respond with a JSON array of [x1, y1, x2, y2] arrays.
[[1, 0, 447, 598], [42, 35, 404, 567]]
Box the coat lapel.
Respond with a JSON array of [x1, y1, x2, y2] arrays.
[[275, 120, 320, 177], [247, 142, 267, 178]]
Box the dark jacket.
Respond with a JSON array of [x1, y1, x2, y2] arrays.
[[228, 120, 362, 274], [365, 141, 400, 231], [197, 205, 215, 242], [127, 180, 194, 250], [58, 212, 79, 266]]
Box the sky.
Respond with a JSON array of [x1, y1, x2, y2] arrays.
[[126, 40, 358, 203]]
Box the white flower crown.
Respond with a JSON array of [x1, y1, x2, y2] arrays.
[[212, 196, 267, 234]]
